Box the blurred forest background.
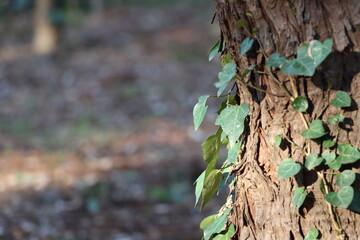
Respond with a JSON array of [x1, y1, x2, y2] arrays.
[[0, 0, 223, 239]]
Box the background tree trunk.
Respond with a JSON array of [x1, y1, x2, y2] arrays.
[[33, 0, 58, 55], [213, 1, 360, 239]]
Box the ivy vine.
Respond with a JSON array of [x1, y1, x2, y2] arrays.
[[193, 36, 360, 240]]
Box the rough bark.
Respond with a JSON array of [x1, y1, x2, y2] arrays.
[[214, 0, 360, 239], [33, 0, 59, 55]]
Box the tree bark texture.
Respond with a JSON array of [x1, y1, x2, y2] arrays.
[[213, 1, 360, 239]]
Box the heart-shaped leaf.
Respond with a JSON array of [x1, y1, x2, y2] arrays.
[[240, 37, 254, 56], [301, 120, 327, 139], [201, 169, 223, 210], [337, 143, 360, 164], [292, 187, 307, 211], [325, 186, 354, 208], [330, 91, 351, 108], [336, 170, 356, 187], [311, 39, 333, 67], [193, 95, 210, 130], [280, 56, 316, 76], [323, 139, 335, 148], [215, 63, 237, 96], [322, 150, 341, 170], [266, 53, 286, 68], [215, 104, 249, 147], [212, 224, 235, 240], [278, 158, 301, 179], [200, 214, 217, 230], [292, 96, 309, 112], [304, 228, 319, 240], [305, 153, 323, 170], [203, 214, 228, 240]]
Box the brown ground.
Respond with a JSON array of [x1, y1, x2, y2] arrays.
[[0, 2, 226, 240]]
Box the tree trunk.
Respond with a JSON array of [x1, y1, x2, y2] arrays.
[[33, 0, 58, 55], [213, 0, 360, 239]]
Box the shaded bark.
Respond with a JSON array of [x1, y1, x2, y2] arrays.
[[214, 0, 360, 239]]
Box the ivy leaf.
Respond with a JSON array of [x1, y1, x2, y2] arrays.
[[311, 39, 333, 67], [274, 135, 282, 148], [336, 143, 360, 164], [325, 186, 354, 208], [292, 96, 308, 112], [240, 37, 254, 56], [201, 170, 223, 210], [215, 104, 249, 147], [226, 141, 242, 164], [336, 170, 356, 187], [200, 214, 217, 230], [266, 53, 286, 68], [292, 187, 307, 211], [323, 139, 335, 148], [216, 96, 236, 115], [215, 63, 237, 96], [330, 91, 351, 108], [304, 228, 319, 240], [297, 43, 309, 58], [209, 40, 221, 61], [305, 153, 323, 170], [201, 134, 221, 164], [203, 214, 228, 240], [301, 120, 327, 139], [322, 150, 341, 170], [194, 170, 206, 206], [280, 56, 316, 77], [278, 158, 301, 180], [193, 95, 210, 131], [213, 224, 235, 240]]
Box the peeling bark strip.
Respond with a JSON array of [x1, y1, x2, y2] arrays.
[[214, 0, 360, 239]]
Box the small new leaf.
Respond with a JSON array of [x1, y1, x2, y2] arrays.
[[323, 139, 335, 148], [325, 186, 354, 208], [215, 104, 249, 147], [301, 120, 327, 139], [292, 96, 308, 112], [330, 91, 351, 108], [203, 214, 228, 240], [305, 153, 323, 170], [304, 228, 319, 240], [337, 143, 360, 164], [193, 95, 210, 131], [278, 158, 301, 179], [336, 170, 356, 187], [274, 135, 282, 148], [240, 37, 254, 56], [322, 150, 341, 170], [292, 187, 307, 211], [215, 63, 237, 96]]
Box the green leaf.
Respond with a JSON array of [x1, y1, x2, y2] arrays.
[[200, 214, 217, 230], [202, 134, 221, 164], [216, 96, 236, 115], [311, 39, 333, 67], [304, 228, 319, 240], [323, 139, 335, 148], [266, 53, 286, 68], [215, 63, 237, 96], [194, 170, 206, 206], [325, 186, 354, 208], [193, 95, 210, 131], [336, 170, 356, 187], [327, 114, 344, 126], [330, 91, 351, 108], [213, 224, 235, 240], [337, 143, 360, 164], [297, 43, 309, 58], [280, 56, 316, 76], [241, 64, 255, 78], [292, 96, 308, 112], [278, 158, 301, 180], [203, 214, 228, 240], [209, 40, 221, 61], [240, 37, 254, 56], [215, 104, 249, 147], [226, 141, 242, 164], [322, 150, 341, 170], [201, 170, 223, 210], [305, 153, 323, 170], [301, 120, 327, 139], [292, 187, 307, 211], [274, 135, 282, 148]]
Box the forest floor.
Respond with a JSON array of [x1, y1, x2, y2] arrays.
[[0, 2, 227, 240]]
